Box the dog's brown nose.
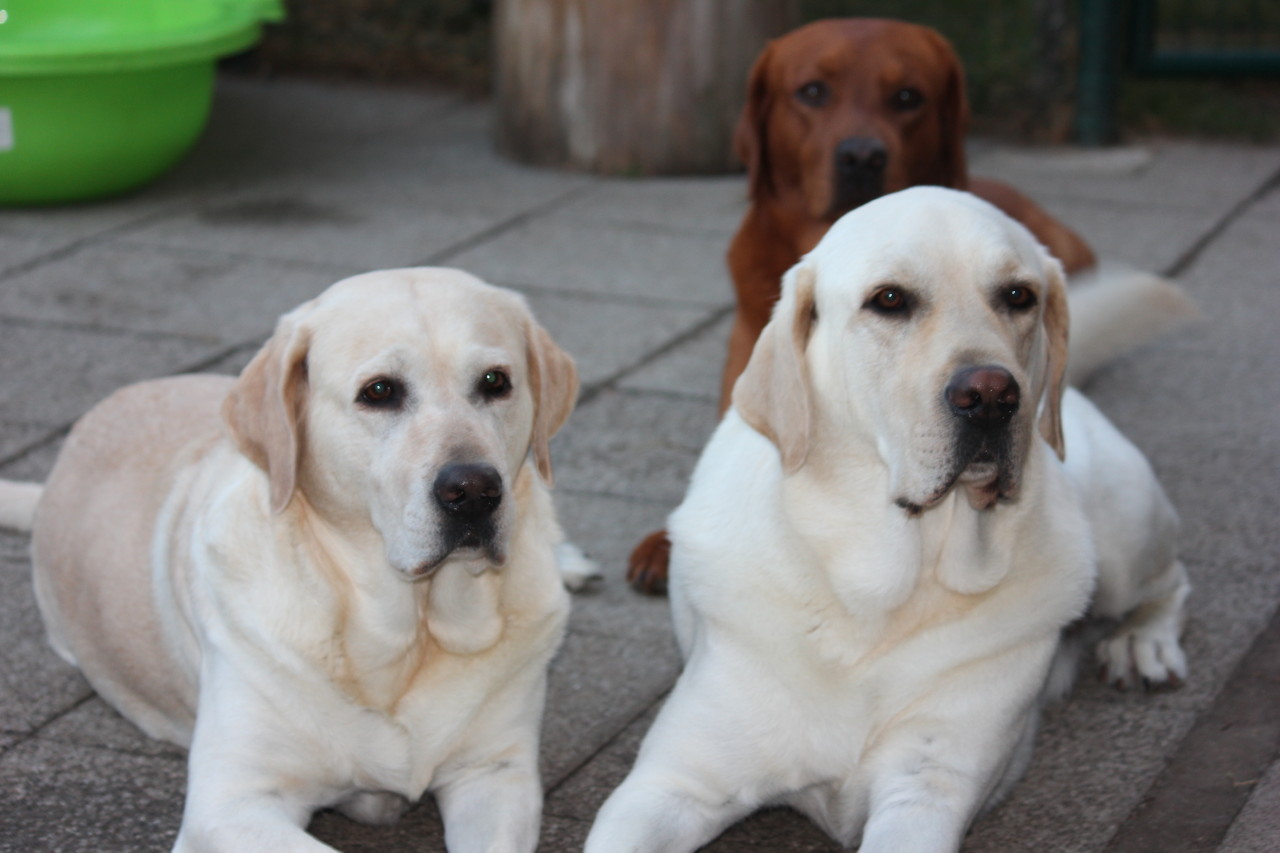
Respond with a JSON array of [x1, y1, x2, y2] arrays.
[[945, 366, 1020, 427], [433, 464, 502, 517], [835, 137, 888, 176]]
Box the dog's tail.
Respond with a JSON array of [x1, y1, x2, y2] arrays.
[[1065, 266, 1199, 388], [0, 480, 43, 532]]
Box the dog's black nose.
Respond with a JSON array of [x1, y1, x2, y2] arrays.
[[835, 137, 888, 177], [945, 366, 1020, 427], [433, 464, 502, 517]]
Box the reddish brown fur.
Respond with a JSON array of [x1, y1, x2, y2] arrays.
[[628, 18, 1096, 593]]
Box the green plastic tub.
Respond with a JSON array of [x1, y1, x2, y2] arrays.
[[0, 0, 283, 205]]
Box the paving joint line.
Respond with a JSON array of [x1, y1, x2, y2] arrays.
[[544, 688, 673, 801], [421, 183, 601, 266], [494, 279, 730, 313], [107, 236, 363, 277], [0, 199, 198, 282], [576, 303, 735, 407], [2, 692, 97, 757], [0, 339, 263, 471], [0, 313, 226, 346], [1162, 164, 1280, 278], [1101, 599, 1280, 852]]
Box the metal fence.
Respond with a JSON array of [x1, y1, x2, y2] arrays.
[[1076, 0, 1280, 144]]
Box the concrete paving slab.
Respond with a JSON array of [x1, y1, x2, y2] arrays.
[[308, 802, 447, 853], [544, 705, 658, 823], [32, 698, 185, 761], [552, 176, 746, 239], [0, 320, 222, 428], [1219, 757, 1280, 853], [549, 390, 719, 504], [542, 625, 680, 788], [518, 291, 722, 391], [551, 490, 676, 617], [1036, 197, 1213, 273], [617, 313, 732, 401], [0, 439, 63, 484], [156, 86, 596, 226], [963, 700, 1200, 853], [274, 132, 599, 221], [0, 188, 195, 247], [445, 215, 733, 307], [974, 140, 1280, 212], [0, 533, 91, 734], [0, 738, 186, 853], [211, 75, 465, 146], [0, 423, 59, 469], [0, 234, 74, 277], [1250, 182, 1280, 219], [0, 242, 338, 342], [1084, 200, 1280, 628], [538, 494, 682, 787], [550, 484, 691, 666], [121, 189, 504, 271]]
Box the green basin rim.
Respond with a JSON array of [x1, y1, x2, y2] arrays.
[[1, 25, 262, 74], [0, 1, 284, 74]]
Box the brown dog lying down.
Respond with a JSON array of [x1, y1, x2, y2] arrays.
[[628, 17, 1116, 592]]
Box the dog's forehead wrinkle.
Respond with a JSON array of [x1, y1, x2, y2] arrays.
[[352, 346, 413, 380]]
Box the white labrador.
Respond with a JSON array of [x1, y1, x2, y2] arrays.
[[0, 268, 585, 853], [585, 187, 1191, 853]]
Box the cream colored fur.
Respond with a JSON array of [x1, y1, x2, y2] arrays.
[[4, 268, 583, 853]]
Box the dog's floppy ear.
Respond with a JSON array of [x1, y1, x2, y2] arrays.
[[733, 263, 817, 473], [223, 312, 311, 514], [925, 29, 970, 189], [1038, 259, 1070, 459], [525, 317, 579, 484], [733, 41, 776, 200]]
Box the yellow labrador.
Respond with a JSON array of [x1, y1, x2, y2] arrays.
[[0, 268, 583, 852], [586, 188, 1190, 853]]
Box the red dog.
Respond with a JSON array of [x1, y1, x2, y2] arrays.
[[628, 18, 1096, 592]]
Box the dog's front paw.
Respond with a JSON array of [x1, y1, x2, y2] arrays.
[[1096, 625, 1187, 690], [626, 530, 671, 595], [556, 541, 601, 591]]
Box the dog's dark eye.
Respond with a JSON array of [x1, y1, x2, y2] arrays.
[[866, 286, 911, 316], [478, 369, 512, 400], [796, 80, 830, 107], [358, 378, 403, 408], [1001, 285, 1038, 312], [891, 87, 925, 111]]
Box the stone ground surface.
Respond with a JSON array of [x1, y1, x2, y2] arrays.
[[1, 76, 1278, 852]]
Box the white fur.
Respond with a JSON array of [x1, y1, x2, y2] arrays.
[[13, 268, 581, 853], [1064, 265, 1199, 388], [0, 480, 42, 531], [585, 188, 1190, 853]]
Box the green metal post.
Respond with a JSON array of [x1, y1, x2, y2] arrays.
[[1075, 0, 1122, 145]]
